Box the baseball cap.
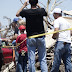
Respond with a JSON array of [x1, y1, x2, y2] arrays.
[[51, 8, 62, 14], [19, 25, 26, 30], [13, 18, 20, 22]]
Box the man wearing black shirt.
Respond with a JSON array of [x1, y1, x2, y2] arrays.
[[16, 0, 48, 72]]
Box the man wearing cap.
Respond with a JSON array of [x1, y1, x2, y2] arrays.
[[16, 25, 28, 72], [10, 18, 20, 42], [8, 18, 20, 68], [51, 8, 72, 72]]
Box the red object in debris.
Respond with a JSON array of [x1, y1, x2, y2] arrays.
[[2, 48, 13, 63]]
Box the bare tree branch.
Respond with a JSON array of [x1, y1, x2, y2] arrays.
[[43, 18, 53, 29], [49, 0, 64, 14], [39, 1, 46, 9], [55, 0, 64, 7], [20, 0, 24, 5], [56, 0, 61, 3], [50, 0, 56, 12], [3, 16, 12, 38], [19, 0, 28, 9], [49, 0, 52, 2]]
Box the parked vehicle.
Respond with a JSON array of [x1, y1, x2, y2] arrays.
[[1, 41, 13, 64]]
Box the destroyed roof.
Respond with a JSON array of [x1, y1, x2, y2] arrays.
[[63, 10, 72, 16], [63, 17, 72, 25]]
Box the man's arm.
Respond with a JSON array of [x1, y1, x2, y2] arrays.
[[9, 34, 18, 42], [16, 0, 28, 17], [52, 28, 59, 39], [37, 4, 41, 8]]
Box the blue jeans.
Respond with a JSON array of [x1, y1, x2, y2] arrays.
[[27, 37, 48, 72], [16, 53, 28, 72], [51, 41, 72, 72], [15, 49, 19, 63]]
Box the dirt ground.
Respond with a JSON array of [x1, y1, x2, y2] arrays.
[[1, 61, 72, 72], [1, 52, 72, 72]]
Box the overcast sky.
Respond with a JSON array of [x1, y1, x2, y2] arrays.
[[0, 0, 72, 27]]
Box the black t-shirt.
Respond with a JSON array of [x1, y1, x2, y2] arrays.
[[20, 8, 47, 37]]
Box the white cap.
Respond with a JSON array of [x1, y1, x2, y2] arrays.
[[51, 8, 62, 14]]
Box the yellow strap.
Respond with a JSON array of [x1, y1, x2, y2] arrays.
[[3, 28, 72, 48], [28, 28, 72, 38], [3, 38, 27, 48]]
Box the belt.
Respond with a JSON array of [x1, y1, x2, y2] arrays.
[[63, 42, 69, 45], [20, 50, 26, 56]]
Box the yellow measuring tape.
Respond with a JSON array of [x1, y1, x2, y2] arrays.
[[3, 27, 72, 48], [28, 28, 72, 38], [3, 38, 27, 48]]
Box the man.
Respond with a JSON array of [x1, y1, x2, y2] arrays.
[[10, 18, 20, 42], [51, 8, 72, 72], [8, 18, 20, 68], [16, 0, 48, 72], [16, 25, 28, 72]]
